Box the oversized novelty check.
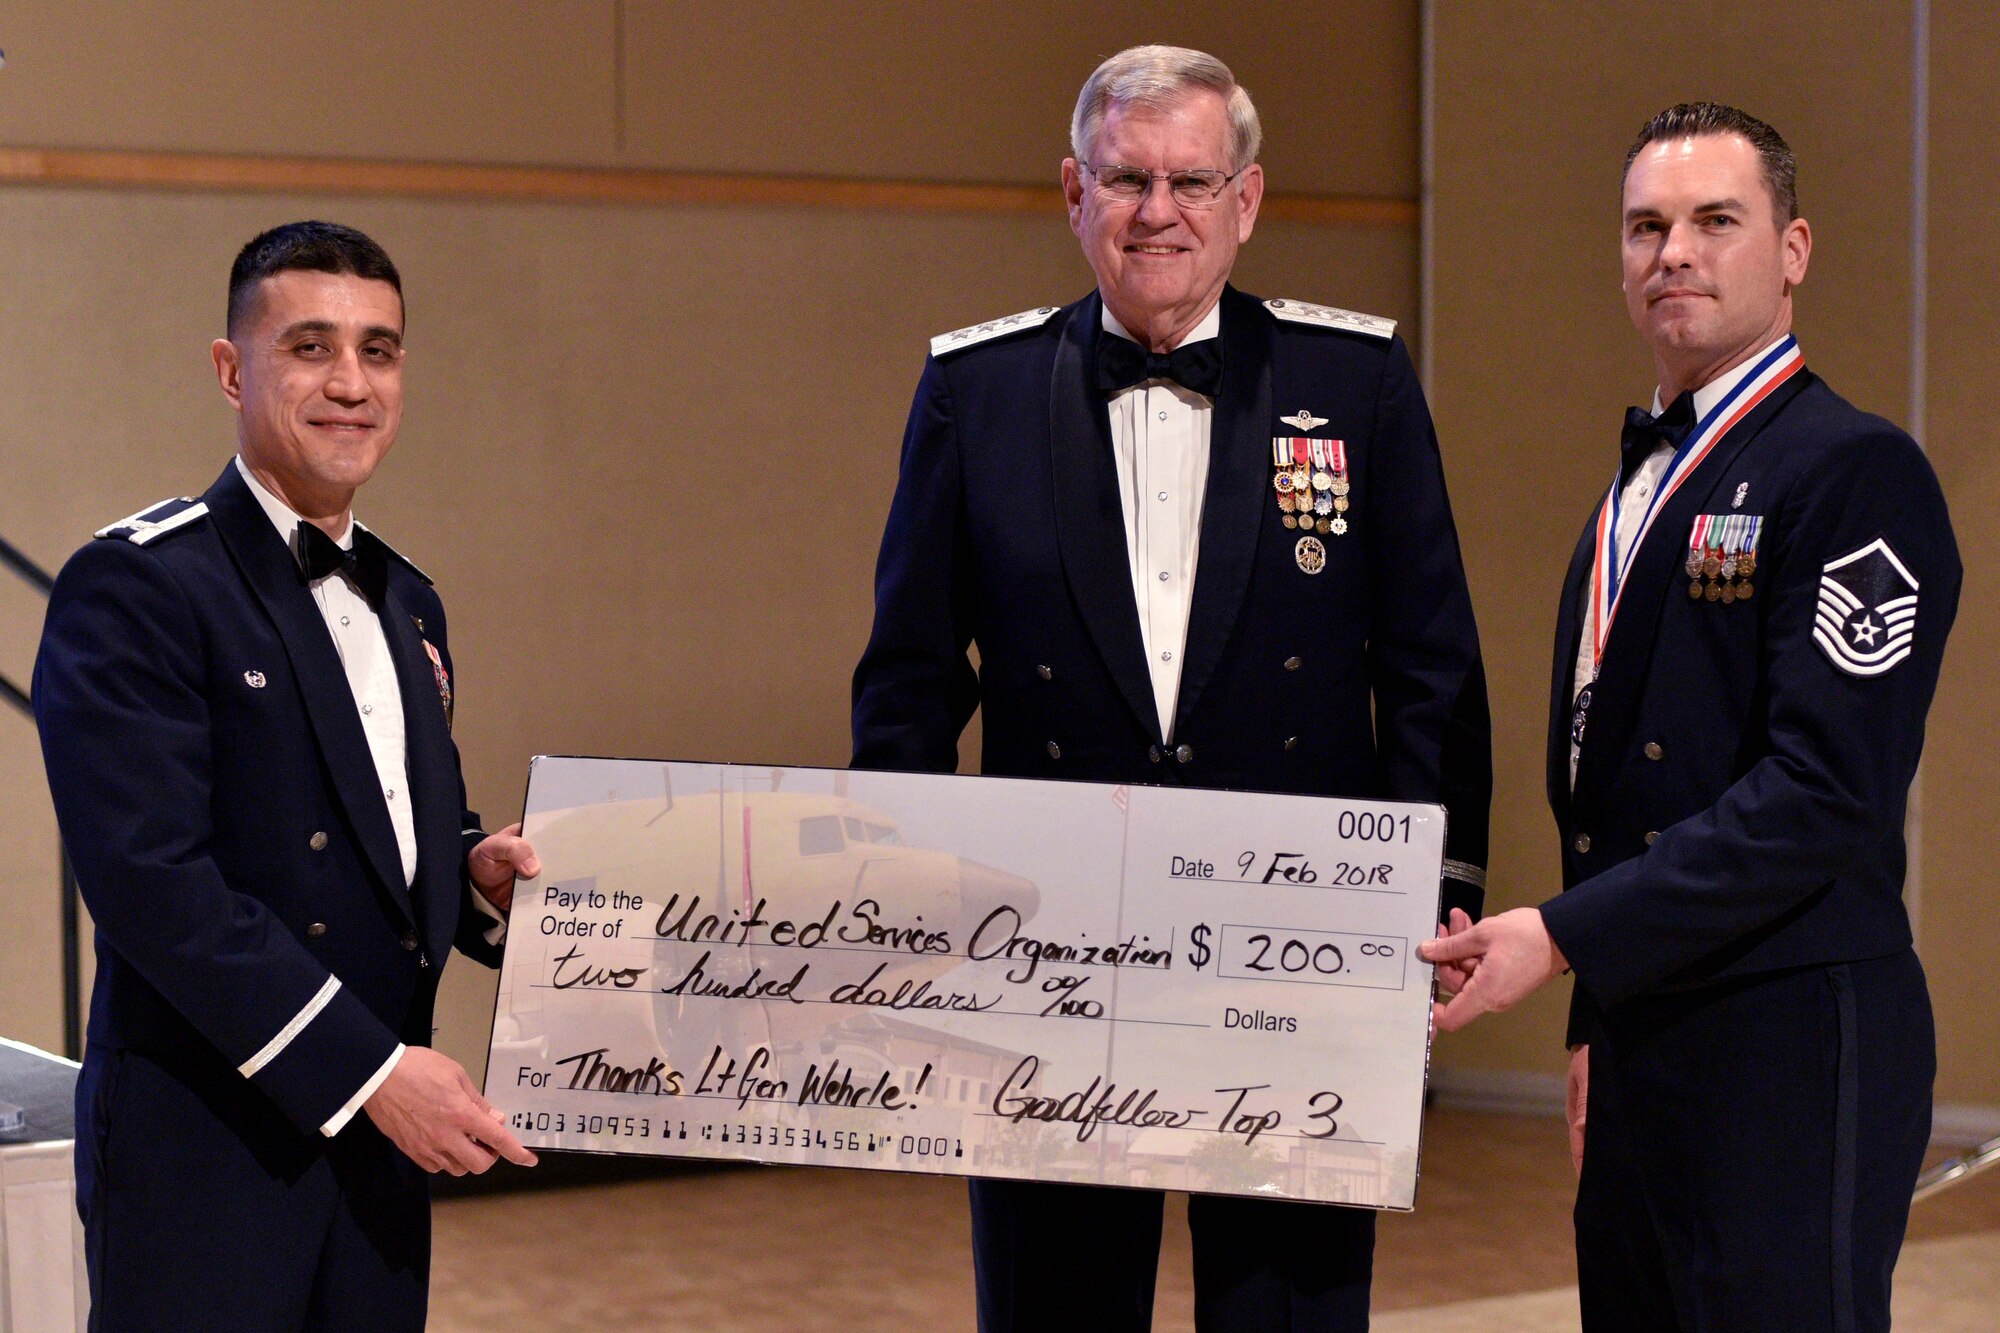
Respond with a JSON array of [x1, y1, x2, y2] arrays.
[[486, 758, 1444, 1209]]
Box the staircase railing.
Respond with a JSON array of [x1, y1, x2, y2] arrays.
[[1, 531, 81, 1060]]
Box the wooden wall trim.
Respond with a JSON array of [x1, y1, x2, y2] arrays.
[[0, 147, 1418, 226]]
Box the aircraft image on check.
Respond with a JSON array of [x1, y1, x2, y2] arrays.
[[490, 766, 1043, 1112]]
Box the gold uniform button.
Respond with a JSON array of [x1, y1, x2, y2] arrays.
[[1643, 742, 1664, 761], [1283, 736, 1299, 752], [1036, 664, 1054, 681], [1147, 745, 1162, 763], [305, 922, 328, 938], [1573, 833, 1592, 854], [1046, 741, 1061, 759], [1644, 831, 1660, 846], [1175, 744, 1194, 764], [400, 933, 419, 951], [309, 832, 329, 852], [1283, 656, 1303, 671]]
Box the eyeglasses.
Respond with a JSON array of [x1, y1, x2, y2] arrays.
[[1079, 162, 1244, 209]]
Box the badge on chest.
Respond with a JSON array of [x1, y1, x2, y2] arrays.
[[1273, 410, 1349, 574]]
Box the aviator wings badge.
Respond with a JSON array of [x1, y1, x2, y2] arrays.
[[1280, 409, 1329, 432]]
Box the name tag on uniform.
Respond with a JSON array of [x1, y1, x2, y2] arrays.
[[485, 757, 1445, 1210]]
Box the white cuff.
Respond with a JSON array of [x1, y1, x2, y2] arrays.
[[469, 881, 509, 946], [322, 1043, 405, 1138]]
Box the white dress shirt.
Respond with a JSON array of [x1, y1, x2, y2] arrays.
[[1102, 300, 1222, 739], [1568, 337, 1789, 786], [236, 457, 410, 1133]]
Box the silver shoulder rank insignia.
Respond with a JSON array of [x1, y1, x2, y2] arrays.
[[1814, 537, 1919, 677], [1280, 409, 1329, 432], [930, 306, 1060, 358], [94, 497, 209, 546], [1265, 299, 1396, 339]]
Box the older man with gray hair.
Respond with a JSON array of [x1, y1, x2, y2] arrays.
[[853, 45, 1490, 1330]]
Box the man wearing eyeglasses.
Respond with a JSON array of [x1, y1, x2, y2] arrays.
[[853, 44, 1490, 1332]]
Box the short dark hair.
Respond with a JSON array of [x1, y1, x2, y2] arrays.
[[226, 220, 402, 334], [1624, 102, 1798, 223]]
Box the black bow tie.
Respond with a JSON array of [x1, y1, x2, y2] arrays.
[[1096, 334, 1224, 397], [294, 521, 387, 608], [1620, 391, 1696, 486]]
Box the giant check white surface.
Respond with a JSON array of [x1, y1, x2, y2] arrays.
[[486, 758, 1444, 1209]]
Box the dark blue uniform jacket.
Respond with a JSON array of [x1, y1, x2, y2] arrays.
[[1541, 371, 1961, 1045], [853, 286, 1491, 917], [35, 461, 497, 1146]]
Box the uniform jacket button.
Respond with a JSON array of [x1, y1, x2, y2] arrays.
[[309, 831, 329, 851], [305, 922, 328, 938], [1283, 735, 1299, 752], [1573, 833, 1592, 854], [1175, 743, 1194, 764], [1147, 745, 1162, 763], [1283, 655, 1302, 671], [1046, 741, 1061, 759], [1036, 664, 1054, 680], [1643, 741, 1664, 761], [400, 932, 419, 951], [1644, 830, 1660, 846]]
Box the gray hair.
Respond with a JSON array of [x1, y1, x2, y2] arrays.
[[1070, 45, 1262, 172]]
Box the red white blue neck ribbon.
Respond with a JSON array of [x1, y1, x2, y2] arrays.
[[1588, 335, 1802, 669]]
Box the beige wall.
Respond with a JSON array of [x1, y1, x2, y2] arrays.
[[1917, 0, 1998, 1106], [0, 2, 1419, 1075], [1430, 1, 1995, 1105]]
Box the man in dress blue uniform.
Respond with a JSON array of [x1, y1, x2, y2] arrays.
[[1420, 105, 1960, 1330], [852, 45, 1490, 1332], [35, 221, 540, 1329]]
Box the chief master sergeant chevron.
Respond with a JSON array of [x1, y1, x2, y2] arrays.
[[35, 221, 539, 1329], [852, 45, 1491, 1332]]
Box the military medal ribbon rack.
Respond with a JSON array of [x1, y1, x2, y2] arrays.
[[1686, 513, 1762, 603], [1274, 432, 1350, 575]]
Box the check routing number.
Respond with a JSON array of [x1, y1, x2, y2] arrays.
[[486, 758, 1445, 1209]]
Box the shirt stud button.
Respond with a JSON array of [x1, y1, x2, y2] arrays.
[[1157, 491, 1168, 502], [1160, 650, 1173, 662], [385, 788, 396, 800], [1158, 571, 1170, 582], [361, 703, 374, 715], [340, 616, 351, 626]]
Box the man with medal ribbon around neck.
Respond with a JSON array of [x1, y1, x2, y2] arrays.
[[853, 43, 1490, 1333], [1420, 104, 1961, 1330]]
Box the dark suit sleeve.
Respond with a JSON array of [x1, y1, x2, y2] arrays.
[[1362, 336, 1493, 921], [851, 355, 982, 772], [428, 611, 507, 968], [34, 541, 402, 1134], [1541, 431, 1961, 1007]]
